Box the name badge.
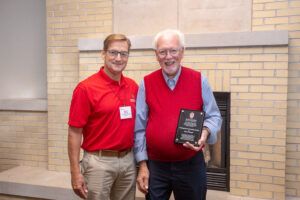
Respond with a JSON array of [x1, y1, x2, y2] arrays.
[[119, 106, 132, 119]]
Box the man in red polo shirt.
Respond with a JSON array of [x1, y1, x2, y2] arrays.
[[68, 34, 138, 200]]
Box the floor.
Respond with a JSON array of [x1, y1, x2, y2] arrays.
[[137, 190, 300, 200], [136, 190, 232, 200]]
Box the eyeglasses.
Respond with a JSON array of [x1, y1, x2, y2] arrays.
[[106, 50, 129, 58], [156, 48, 182, 58]]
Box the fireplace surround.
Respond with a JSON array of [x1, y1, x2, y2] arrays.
[[206, 92, 230, 191]]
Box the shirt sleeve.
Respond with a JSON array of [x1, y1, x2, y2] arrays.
[[68, 84, 92, 128], [201, 75, 223, 144], [134, 80, 149, 163]]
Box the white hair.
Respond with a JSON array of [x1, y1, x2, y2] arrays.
[[153, 29, 185, 49]]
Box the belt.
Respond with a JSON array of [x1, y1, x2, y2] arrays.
[[88, 149, 131, 158]]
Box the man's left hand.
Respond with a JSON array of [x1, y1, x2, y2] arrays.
[[183, 127, 210, 151]]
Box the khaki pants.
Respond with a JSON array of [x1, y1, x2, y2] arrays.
[[81, 151, 136, 200]]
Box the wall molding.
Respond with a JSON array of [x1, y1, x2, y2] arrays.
[[0, 99, 47, 111], [78, 31, 288, 51]]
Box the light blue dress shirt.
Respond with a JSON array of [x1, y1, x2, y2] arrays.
[[134, 67, 222, 163]]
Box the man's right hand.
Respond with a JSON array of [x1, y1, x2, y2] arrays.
[[71, 172, 88, 199], [137, 161, 149, 194]]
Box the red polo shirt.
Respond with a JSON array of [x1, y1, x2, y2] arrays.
[[68, 67, 138, 151]]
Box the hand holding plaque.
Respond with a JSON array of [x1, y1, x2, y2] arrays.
[[174, 109, 205, 147]]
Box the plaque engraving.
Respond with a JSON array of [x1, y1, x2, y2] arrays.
[[174, 109, 205, 146]]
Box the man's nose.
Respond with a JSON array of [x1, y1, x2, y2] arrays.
[[165, 50, 172, 58], [115, 53, 122, 60]]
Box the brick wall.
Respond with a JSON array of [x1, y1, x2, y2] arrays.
[[45, 0, 299, 199], [80, 46, 288, 200], [252, 0, 300, 198], [47, 0, 112, 171], [0, 111, 47, 171], [1, 0, 298, 199]]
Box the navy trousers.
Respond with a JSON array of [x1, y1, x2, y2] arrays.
[[146, 152, 207, 200]]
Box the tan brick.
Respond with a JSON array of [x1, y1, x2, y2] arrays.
[[205, 55, 228, 62], [240, 62, 263, 69], [275, 70, 288, 78], [276, 54, 288, 62], [273, 146, 285, 154], [265, 2, 288, 10], [276, 23, 300, 31], [289, 31, 300, 39], [231, 70, 249, 77], [265, 17, 289, 24], [262, 153, 285, 162], [277, 8, 300, 17], [230, 158, 248, 166], [264, 62, 288, 69], [253, 3, 264, 11], [252, 25, 276, 31], [231, 144, 248, 151], [263, 78, 287, 85], [289, 1, 300, 7], [264, 47, 288, 54], [286, 188, 297, 196], [261, 138, 285, 146], [261, 183, 285, 192], [239, 108, 262, 115], [249, 175, 273, 183], [249, 159, 273, 168], [238, 137, 260, 145], [231, 85, 249, 92], [249, 100, 274, 108], [286, 152, 300, 160], [230, 128, 248, 136], [238, 152, 261, 160], [262, 122, 286, 131], [249, 190, 273, 199], [248, 130, 273, 138], [250, 69, 274, 77], [261, 168, 285, 177], [249, 145, 273, 153], [231, 188, 248, 196], [252, 54, 276, 62], [253, 18, 264, 26], [231, 114, 249, 122], [239, 78, 263, 85], [274, 192, 285, 200], [217, 63, 239, 69], [290, 16, 300, 23], [238, 93, 262, 100], [240, 47, 263, 54], [238, 121, 262, 129], [273, 177, 285, 185], [231, 173, 248, 181], [274, 161, 285, 170], [253, 10, 276, 18], [228, 55, 251, 62], [262, 93, 287, 101], [250, 85, 274, 93], [237, 181, 260, 190]]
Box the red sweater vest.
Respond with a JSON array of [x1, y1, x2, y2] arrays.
[[144, 67, 203, 161]]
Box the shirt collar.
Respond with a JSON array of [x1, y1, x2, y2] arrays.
[[162, 66, 182, 84], [99, 66, 125, 86]]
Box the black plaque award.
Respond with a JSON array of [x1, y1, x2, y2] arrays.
[[174, 109, 205, 146]]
